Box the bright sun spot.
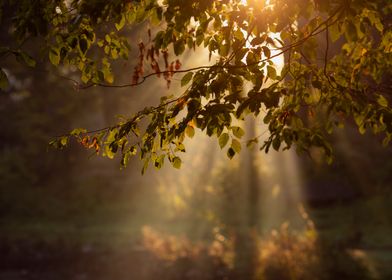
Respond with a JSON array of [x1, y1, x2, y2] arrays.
[[240, 0, 271, 6]]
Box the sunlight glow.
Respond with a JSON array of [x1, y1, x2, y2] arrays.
[[240, 0, 271, 7], [137, 0, 307, 254]]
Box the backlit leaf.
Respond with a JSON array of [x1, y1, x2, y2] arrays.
[[267, 65, 277, 80], [377, 95, 388, 107], [231, 139, 241, 153], [172, 156, 182, 169], [49, 49, 60, 65], [185, 125, 195, 138], [219, 133, 229, 149], [181, 72, 193, 87], [231, 126, 245, 138]]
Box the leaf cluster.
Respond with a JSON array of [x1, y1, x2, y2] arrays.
[[2, 0, 391, 170]]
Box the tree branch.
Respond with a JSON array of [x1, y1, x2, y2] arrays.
[[75, 6, 343, 90]]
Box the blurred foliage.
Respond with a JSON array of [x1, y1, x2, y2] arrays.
[[257, 222, 373, 280], [137, 221, 377, 280]]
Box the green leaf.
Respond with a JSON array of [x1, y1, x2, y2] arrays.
[[260, 90, 280, 109], [246, 138, 258, 148], [173, 39, 185, 56], [81, 72, 90, 83], [175, 143, 186, 152], [272, 137, 281, 151], [382, 135, 391, 147], [185, 125, 195, 138], [130, 145, 137, 155], [172, 156, 182, 169], [365, 9, 384, 32], [78, 38, 88, 55], [181, 72, 193, 87], [262, 46, 271, 58], [70, 128, 87, 136], [377, 95, 388, 107], [227, 147, 235, 159], [141, 159, 149, 175], [326, 155, 333, 165], [329, 22, 342, 42], [154, 154, 165, 169], [49, 49, 60, 65], [151, 6, 163, 25], [0, 68, 9, 90], [267, 65, 277, 80], [105, 145, 115, 159], [344, 21, 357, 42], [104, 129, 118, 159], [231, 126, 245, 138], [251, 36, 265, 46], [218, 133, 229, 149], [115, 14, 126, 30], [16, 51, 36, 67], [60, 136, 69, 146], [121, 153, 130, 167], [359, 124, 366, 135], [49, 137, 69, 150], [102, 67, 114, 83], [231, 139, 241, 153]]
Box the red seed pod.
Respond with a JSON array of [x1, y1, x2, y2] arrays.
[[163, 71, 169, 80], [175, 59, 182, 70], [156, 64, 161, 78], [162, 50, 169, 68], [150, 46, 155, 60], [88, 137, 98, 149], [132, 67, 139, 85], [138, 42, 145, 56], [81, 136, 90, 147], [151, 60, 161, 77], [146, 48, 152, 61], [169, 62, 174, 77]]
